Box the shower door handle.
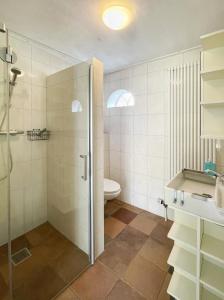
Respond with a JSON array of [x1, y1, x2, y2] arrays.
[[80, 154, 88, 181]]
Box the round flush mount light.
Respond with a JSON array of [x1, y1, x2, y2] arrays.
[[102, 6, 131, 30]]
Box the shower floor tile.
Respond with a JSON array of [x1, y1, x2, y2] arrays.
[[0, 222, 89, 300]]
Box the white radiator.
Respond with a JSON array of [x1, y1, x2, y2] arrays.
[[168, 62, 216, 179]]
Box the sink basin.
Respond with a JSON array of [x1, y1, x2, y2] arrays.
[[165, 169, 224, 224]]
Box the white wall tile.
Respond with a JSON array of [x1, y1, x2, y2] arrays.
[[121, 115, 133, 134], [148, 157, 165, 179], [134, 93, 148, 115], [134, 115, 147, 135], [133, 155, 148, 175], [134, 135, 148, 155], [148, 93, 164, 114], [148, 114, 164, 136], [131, 74, 147, 95], [134, 174, 148, 195]]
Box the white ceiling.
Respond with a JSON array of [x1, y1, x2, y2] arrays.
[[0, 0, 224, 72]]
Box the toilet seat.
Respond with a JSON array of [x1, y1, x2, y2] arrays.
[[104, 178, 121, 194]]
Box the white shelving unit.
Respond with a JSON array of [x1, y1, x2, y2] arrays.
[[201, 234, 224, 263], [200, 29, 224, 139], [167, 210, 224, 300], [168, 245, 197, 282], [201, 259, 224, 298], [201, 287, 223, 300], [168, 272, 196, 300], [168, 223, 197, 251]]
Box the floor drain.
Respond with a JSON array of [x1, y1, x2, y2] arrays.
[[11, 248, 31, 266]]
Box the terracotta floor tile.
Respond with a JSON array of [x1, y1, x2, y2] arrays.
[[11, 235, 31, 254], [150, 224, 173, 248], [99, 226, 148, 276], [140, 211, 161, 222], [158, 218, 173, 229], [139, 237, 171, 271], [104, 217, 126, 239], [104, 200, 122, 217], [49, 246, 89, 283], [13, 266, 66, 300], [55, 288, 80, 300], [0, 274, 9, 300], [129, 214, 157, 236], [25, 222, 55, 247], [107, 280, 146, 300], [0, 223, 90, 300], [113, 199, 125, 206], [123, 203, 143, 214], [158, 274, 172, 300], [71, 261, 118, 300], [112, 208, 137, 224], [124, 255, 166, 300], [104, 234, 112, 246]]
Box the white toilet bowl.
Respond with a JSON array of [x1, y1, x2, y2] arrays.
[[104, 178, 121, 202]]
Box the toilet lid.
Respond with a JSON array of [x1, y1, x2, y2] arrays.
[[104, 178, 120, 193]]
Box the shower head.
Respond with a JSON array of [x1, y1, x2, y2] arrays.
[[10, 67, 22, 86]]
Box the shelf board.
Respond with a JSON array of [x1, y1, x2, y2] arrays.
[[200, 101, 224, 106], [167, 245, 197, 282], [201, 68, 224, 80], [168, 223, 197, 251], [201, 234, 224, 264], [201, 29, 224, 50], [167, 272, 196, 300], [201, 259, 224, 298], [201, 287, 223, 300]]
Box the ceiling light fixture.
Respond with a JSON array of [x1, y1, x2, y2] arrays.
[[102, 6, 131, 30]]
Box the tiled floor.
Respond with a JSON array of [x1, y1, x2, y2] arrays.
[[0, 223, 89, 300], [57, 200, 173, 300]]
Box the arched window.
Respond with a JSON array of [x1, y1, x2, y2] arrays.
[[107, 89, 134, 108]]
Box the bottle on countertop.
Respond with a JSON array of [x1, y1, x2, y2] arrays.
[[203, 158, 216, 176]]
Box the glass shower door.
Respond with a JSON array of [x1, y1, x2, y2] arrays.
[[6, 44, 92, 299], [0, 26, 11, 300]]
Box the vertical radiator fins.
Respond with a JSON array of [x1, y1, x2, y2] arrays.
[[168, 62, 216, 179]]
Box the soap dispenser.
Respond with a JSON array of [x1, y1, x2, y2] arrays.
[[203, 158, 216, 175]]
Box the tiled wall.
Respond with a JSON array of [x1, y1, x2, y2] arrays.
[[104, 48, 206, 216], [0, 32, 79, 245]]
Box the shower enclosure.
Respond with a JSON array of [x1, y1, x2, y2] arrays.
[[0, 23, 95, 300]]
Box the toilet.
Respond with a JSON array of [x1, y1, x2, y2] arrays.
[[104, 178, 121, 202]]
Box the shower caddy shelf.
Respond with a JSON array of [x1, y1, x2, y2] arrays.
[[27, 129, 50, 141]]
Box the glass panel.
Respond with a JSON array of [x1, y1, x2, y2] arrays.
[[0, 29, 10, 299], [6, 32, 91, 300]]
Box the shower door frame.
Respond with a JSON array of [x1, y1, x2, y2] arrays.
[[0, 23, 13, 299], [89, 63, 95, 265]]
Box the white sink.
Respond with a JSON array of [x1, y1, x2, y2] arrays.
[[165, 169, 224, 224]]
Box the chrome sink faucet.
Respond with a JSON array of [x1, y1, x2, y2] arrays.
[[205, 169, 224, 184]]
